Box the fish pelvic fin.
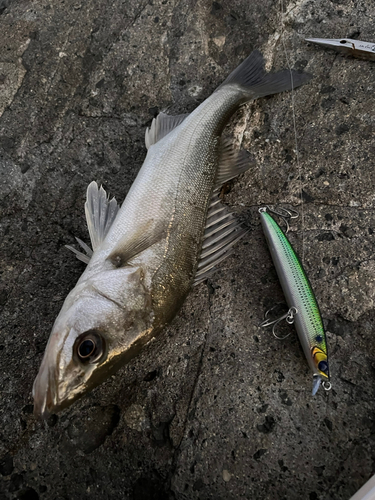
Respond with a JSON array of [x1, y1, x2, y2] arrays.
[[218, 50, 312, 99], [145, 112, 189, 149]]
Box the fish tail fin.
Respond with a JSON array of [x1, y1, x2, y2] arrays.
[[218, 50, 312, 99]]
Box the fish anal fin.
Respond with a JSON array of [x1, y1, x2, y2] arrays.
[[193, 250, 234, 286], [85, 181, 120, 251], [194, 192, 247, 285], [214, 137, 255, 189], [145, 112, 189, 149]]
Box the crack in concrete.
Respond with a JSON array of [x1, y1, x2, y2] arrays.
[[130, 0, 151, 28], [8, 172, 79, 296], [326, 257, 375, 283], [168, 283, 211, 495]]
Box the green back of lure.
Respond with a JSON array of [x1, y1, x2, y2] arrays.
[[259, 208, 330, 395]]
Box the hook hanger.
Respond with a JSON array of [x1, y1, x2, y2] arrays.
[[259, 205, 299, 233]]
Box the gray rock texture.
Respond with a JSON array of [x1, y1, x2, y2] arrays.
[[1, 0, 374, 499]]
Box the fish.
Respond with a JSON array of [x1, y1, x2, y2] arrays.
[[33, 50, 311, 417], [259, 207, 330, 395]]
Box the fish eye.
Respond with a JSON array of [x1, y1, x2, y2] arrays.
[[318, 360, 329, 374], [78, 339, 96, 359], [74, 331, 105, 364]]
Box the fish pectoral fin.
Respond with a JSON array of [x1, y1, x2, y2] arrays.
[[65, 237, 93, 264], [107, 220, 166, 268], [145, 112, 189, 149], [85, 181, 120, 251], [194, 192, 247, 285], [214, 137, 255, 189]]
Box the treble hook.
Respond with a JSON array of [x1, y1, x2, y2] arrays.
[[258, 205, 299, 233], [259, 306, 298, 339]]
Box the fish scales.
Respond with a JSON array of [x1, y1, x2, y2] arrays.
[[80, 88, 244, 327], [148, 89, 243, 324]]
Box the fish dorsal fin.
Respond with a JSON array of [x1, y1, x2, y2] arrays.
[[85, 181, 120, 251], [66, 182, 119, 264], [194, 191, 247, 285], [145, 112, 189, 149], [214, 137, 255, 189]]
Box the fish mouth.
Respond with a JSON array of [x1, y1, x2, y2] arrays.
[[33, 363, 59, 419], [33, 326, 80, 419], [33, 352, 88, 419], [33, 366, 83, 419]]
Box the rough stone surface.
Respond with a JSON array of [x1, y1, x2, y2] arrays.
[[1, 0, 375, 499]]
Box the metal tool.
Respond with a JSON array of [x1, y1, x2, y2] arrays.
[[305, 38, 375, 61]]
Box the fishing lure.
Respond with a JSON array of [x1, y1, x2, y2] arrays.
[[259, 206, 331, 395]]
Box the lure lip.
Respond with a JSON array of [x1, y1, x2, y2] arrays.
[[312, 375, 332, 396], [312, 375, 322, 396]]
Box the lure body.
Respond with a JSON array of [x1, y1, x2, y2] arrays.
[[260, 209, 330, 394]]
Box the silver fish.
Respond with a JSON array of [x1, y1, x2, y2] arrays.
[[33, 51, 311, 417]]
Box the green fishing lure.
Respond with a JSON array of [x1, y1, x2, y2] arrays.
[[259, 207, 331, 395]]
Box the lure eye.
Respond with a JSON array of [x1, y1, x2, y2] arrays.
[[75, 331, 105, 364], [315, 335, 323, 343], [318, 360, 329, 374]]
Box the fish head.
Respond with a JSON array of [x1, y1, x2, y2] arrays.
[[33, 266, 153, 418]]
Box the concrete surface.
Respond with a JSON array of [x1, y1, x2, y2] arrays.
[[0, 0, 374, 499]]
